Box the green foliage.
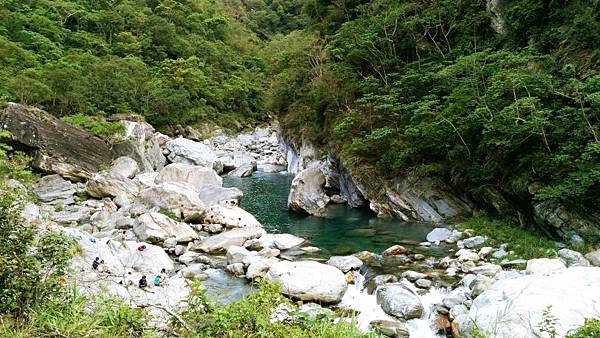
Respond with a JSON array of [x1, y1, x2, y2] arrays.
[[61, 114, 125, 139], [265, 0, 600, 219], [456, 217, 558, 260], [177, 280, 375, 338], [538, 305, 559, 338], [0, 0, 268, 130], [159, 207, 179, 221], [567, 319, 600, 338], [0, 185, 74, 318], [0, 291, 152, 338]]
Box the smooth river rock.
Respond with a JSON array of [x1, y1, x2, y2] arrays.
[[376, 283, 424, 320], [266, 260, 348, 303], [287, 166, 330, 216], [155, 163, 222, 191], [454, 267, 600, 338], [133, 212, 198, 244], [195, 227, 266, 254]]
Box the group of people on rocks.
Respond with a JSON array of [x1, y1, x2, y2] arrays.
[[92, 256, 168, 291]]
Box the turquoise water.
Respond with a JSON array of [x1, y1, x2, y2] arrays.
[[224, 172, 442, 255]]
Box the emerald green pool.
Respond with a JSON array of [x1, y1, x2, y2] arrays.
[[224, 172, 443, 255]]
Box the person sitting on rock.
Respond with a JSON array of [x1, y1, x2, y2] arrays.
[[137, 245, 147, 252], [158, 268, 168, 285], [139, 275, 147, 289], [98, 259, 109, 274], [92, 257, 100, 270], [153, 274, 161, 287]]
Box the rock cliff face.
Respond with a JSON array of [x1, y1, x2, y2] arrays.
[[0, 103, 113, 181]]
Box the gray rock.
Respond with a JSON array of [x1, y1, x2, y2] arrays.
[[133, 212, 198, 244], [110, 156, 139, 179], [287, 166, 330, 216], [469, 275, 492, 298], [203, 205, 261, 228], [469, 264, 502, 277], [376, 283, 423, 320], [1, 103, 113, 181], [226, 245, 256, 265], [370, 319, 410, 338], [165, 138, 221, 172], [266, 260, 347, 303], [558, 248, 590, 267], [137, 182, 206, 221], [325, 255, 363, 273], [455, 267, 600, 338], [415, 278, 432, 289], [155, 163, 222, 191], [198, 185, 243, 206], [463, 236, 485, 249], [585, 249, 600, 267], [35, 174, 76, 205], [525, 258, 566, 275], [86, 172, 138, 201], [401, 270, 427, 282], [227, 163, 254, 177], [226, 263, 246, 276], [426, 228, 462, 243], [195, 227, 266, 254]]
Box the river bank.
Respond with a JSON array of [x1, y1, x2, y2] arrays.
[[3, 103, 600, 337]]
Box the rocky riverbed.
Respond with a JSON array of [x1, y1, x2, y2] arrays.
[[10, 106, 600, 337]]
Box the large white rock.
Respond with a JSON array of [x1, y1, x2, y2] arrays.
[[155, 163, 222, 191], [165, 138, 221, 172], [376, 283, 423, 320], [287, 166, 330, 216], [585, 249, 600, 267], [455, 267, 600, 338], [137, 182, 206, 220], [245, 233, 305, 251], [203, 205, 261, 228], [198, 185, 243, 205], [426, 228, 462, 243], [60, 226, 174, 275], [86, 172, 139, 200], [265, 260, 347, 303], [195, 227, 266, 254], [226, 245, 256, 265], [133, 212, 198, 244], [110, 156, 139, 179], [525, 258, 566, 275], [35, 174, 76, 205], [326, 255, 363, 273]]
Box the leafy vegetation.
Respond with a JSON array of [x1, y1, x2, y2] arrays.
[[456, 217, 558, 259], [176, 281, 375, 338], [567, 319, 600, 338], [61, 113, 125, 139], [0, 0, 267, 132], [265, 0, 600, 226]]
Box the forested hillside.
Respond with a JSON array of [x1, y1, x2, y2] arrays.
[[0, 0, 266, 130], [1, 0, 599, 225], [265, 0, 600, 219]]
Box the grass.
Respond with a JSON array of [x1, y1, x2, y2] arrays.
[[456, 217, 559, 260], [0, 289, 153, 338], [61, 114, 126, 139], [177, 281, 377, 338]]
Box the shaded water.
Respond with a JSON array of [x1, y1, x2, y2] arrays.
[[224, 172, 443, 256]]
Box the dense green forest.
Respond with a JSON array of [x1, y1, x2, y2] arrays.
[[1, 0, 599, 213], [264, 0, 600, 215]]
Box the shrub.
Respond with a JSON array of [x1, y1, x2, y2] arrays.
[[177, 281, 376, 338], [456, 217, 559, 260], [567, 319, 600, 338], [0, 185, 74, 318], [60, 114, 125, 139]]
